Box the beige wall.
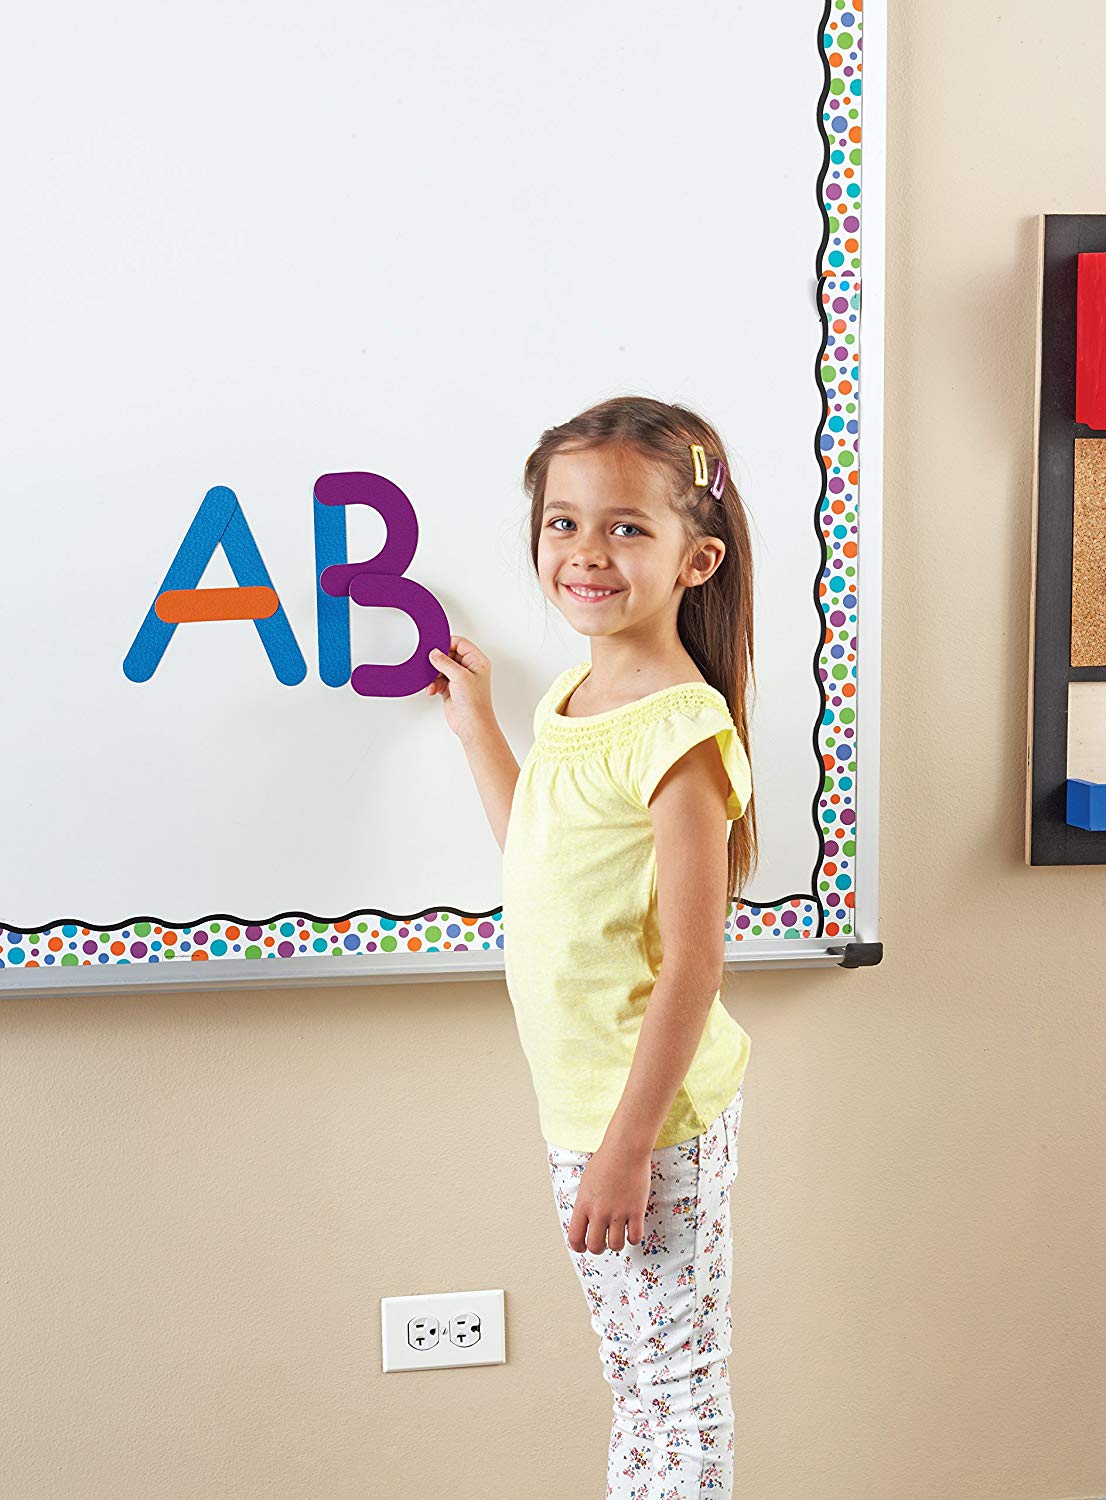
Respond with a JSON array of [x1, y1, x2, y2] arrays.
[[4, 3, 1106, 1495]]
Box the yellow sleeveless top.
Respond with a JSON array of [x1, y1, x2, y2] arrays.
[[502, 660, 753, 1151]]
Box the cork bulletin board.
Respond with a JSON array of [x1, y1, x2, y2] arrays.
[[0, 1, 886, 993], [1071, 439, 1106, 668]]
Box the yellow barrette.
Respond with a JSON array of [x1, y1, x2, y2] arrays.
[[690, 443, 709, 486]]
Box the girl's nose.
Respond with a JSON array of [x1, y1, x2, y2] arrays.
[[569, 537, 610, 563]]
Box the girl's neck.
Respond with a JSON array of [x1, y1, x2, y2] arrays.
[[568, 648, 707, 714]]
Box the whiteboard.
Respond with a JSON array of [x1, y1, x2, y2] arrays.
[[0, 0, 884, 993]]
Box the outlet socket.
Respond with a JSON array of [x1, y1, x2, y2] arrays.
[[381, 1288, 505, 1373]]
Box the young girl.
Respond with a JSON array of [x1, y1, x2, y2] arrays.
[[427, 394, 757, 1500]]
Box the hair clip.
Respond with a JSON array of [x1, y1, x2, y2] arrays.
[[711, 459, 727, 499], [690, 443, 709, 486]]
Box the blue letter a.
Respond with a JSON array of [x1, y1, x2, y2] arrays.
[[122, 486, 307, 684]]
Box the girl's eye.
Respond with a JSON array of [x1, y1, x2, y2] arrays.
[[547, 518, 643, 537]]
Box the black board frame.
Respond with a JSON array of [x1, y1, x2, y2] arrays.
[[1028, 212, 1106, 864]]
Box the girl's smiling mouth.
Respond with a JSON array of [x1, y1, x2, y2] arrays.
[[562, 583, 624, 602]]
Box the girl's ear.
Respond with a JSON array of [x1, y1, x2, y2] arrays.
[[681, 537, 726, 586]]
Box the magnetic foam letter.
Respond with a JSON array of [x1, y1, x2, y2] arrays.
[[312, 472, 450, 696], [122, 486, 307, 684]]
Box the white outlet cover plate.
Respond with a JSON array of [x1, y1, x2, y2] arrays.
[[381, 1288, 506, 1373]]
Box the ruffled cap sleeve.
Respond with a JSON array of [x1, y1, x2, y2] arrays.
[[623, 690, 752, 821]]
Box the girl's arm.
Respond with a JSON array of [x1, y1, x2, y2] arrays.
[[427, 640, 520, 853], [460, 719, 520, 853], [601, 735, 733, 1156]]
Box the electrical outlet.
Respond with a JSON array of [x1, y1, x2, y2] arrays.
[[381, 1288, 505, 1373]]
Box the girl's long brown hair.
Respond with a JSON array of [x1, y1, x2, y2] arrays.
[[523, 394, 758, 900]]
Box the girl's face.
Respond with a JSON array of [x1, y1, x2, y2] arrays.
[[537, 445, 724, 640]]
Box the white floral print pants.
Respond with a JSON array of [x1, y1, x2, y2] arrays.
[[546, 1084, 744, 1499]]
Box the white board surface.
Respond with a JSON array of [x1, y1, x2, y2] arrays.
[[0, 0, 883, 988]]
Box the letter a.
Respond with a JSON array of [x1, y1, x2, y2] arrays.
[[123, 486, 307, 684]]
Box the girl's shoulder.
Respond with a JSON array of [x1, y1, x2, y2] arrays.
[[617, 685, 751, 820], [531, 662, 751, 821]]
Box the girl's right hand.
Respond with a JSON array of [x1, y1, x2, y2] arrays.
[[425, 636, 497, 745]]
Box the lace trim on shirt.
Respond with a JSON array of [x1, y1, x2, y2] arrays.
[[531, 679, 732, 762]]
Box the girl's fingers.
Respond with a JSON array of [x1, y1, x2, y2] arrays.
[[584, 1213, 608, 1255], [449, 636, 487, 672], [567, 1205, 586, 1252]]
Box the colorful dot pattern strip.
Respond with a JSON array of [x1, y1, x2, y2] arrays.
[[0, 4, 862, 970], [1, 916, 505, 968], [811, 0, 862, 941]]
